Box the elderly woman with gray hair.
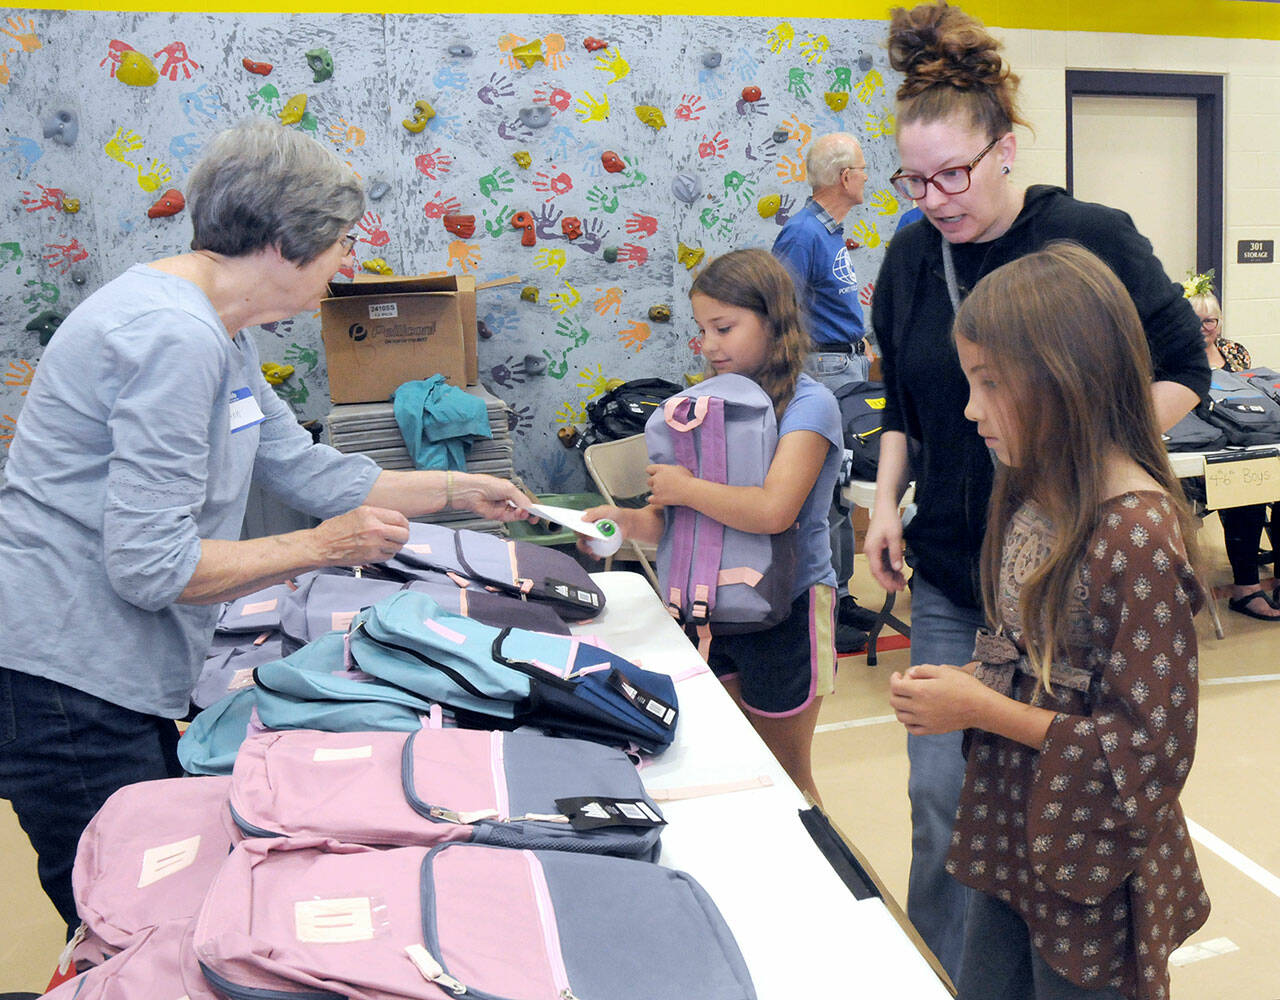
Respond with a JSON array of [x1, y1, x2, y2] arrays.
[[0, 118, 532, 931]]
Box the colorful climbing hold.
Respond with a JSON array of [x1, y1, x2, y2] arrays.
[[147, 189, 185, 218], [671, 173, 702, 205], [701, 51, 722, 69], [824, 91, 849, 112], [634, 105, 666, 130], [756, 194, 781, 219], [648, 304, 672, 323], [741, 86, 762, 103], [518, 106, 552, 129], [520, 286, 538, 303], [261, 362, 295, 385], [511, 39, 544, 68], [402, 99, 434, 133], [602, 247, 618, 264], [772, 127, 789, 145], [561, 216, 582, 240], [601, 151, 625, 173], [279, 93, 308, 126], [443, 214, 477, 238], [242, 57, 273, 76], [117, 51, 159, 87], [25, 310, 65, 346], [61, 198, 81, 214], [676, 243, 706, 269], [583, 36, 608, 51], [41, 110, 79, 147], [513, 151, 532, 169], [510, 211, 536, 247], [363, 258, 393, 275], [305, 48, 333, 83]]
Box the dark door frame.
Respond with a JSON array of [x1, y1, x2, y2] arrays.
[[1065, 70, 1224, 300]]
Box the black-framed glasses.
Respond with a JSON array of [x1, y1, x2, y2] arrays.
[[888, 137, 1000, 201], [1201, 316, 1220, 331], [339, 233, 357, 254]]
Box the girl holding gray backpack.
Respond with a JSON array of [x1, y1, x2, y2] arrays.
[[584, 249, 844, 805]]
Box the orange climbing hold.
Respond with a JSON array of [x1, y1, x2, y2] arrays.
[[242, 57, 273, 76], [147, 189, 186, 218]]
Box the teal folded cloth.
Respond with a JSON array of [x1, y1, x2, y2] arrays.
[[391, 375, 493, 470]]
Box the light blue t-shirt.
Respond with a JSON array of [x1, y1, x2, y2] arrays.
[[0, 265, 380, 717], [779, 373, 843, 595]]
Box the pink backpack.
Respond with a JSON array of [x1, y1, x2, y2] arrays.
[[46, 919, 219, 1000], [193, 837, 756, 1000], [67, 775, 239, 968], [228, 727, 664, 860]]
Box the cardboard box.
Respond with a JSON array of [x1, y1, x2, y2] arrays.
[[321, 275, 477, 404]]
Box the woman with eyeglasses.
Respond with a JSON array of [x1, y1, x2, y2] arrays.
[[1184, 278, 1279, 621], [864, 1, 1209, 987], [0, 117, 532, 932]]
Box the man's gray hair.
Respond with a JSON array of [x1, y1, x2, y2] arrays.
[[187, 118, 364, 264], [806, 132, 863, 190]]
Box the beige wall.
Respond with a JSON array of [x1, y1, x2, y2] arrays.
[[992, 28, 1280, 366]]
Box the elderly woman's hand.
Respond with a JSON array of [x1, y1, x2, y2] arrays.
[[311, 505, 412, 566], [447, 471, 535, 522]]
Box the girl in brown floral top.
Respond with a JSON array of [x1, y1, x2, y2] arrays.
[[889, 242, 1209, 1000]]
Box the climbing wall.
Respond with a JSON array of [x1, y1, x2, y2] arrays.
[[0, 9, 903, 492]]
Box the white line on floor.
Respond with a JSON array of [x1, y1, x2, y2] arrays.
[[1187, 818, 1280, 900], [1202, 673, 1280, 686], [815, 714, 897, 734], [1169, 936, 1239, 968]]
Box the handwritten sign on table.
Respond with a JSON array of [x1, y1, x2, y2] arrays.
[[1204, 449, 1280, 508]]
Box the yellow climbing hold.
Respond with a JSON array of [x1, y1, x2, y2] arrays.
[[363, 258, 394, 275], [684, 372, 707, 386], [117, 50, 159, 87], [261, 362, 295, 385], [634, 105, 666, 130], [757, 194, 781, 219], [520, 286, 539, 303], [279, 94, 308, 126], [512, 40, 544, 68], [513, 150, 532, 169], [824, 91, 849, 112], [676, 243, 705, 269], [402, 99, 435, 133], [61, 197, 81, 214]]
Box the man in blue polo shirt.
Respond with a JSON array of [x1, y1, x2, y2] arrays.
[[772, 131, 876, 650]]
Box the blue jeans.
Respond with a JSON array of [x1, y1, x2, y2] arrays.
[[906, 574, 984, 984], [806, 350, 871, 596], [957, 892, 1127, 1000], [0, 667, 183, 931]]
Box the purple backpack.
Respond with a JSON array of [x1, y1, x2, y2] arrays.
[[192, 838, 756, 1000], [228, 727, 664, 859], [68, 776, 239, 968], [645, 374, 795, 641], [383, 522, 606, 621], [47, 919, 219, 1000]]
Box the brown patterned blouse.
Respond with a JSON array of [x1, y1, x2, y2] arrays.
[[947, 492, 1210, 1000]]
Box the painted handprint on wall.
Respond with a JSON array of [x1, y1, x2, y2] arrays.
[[104, 127, 143, 164], [423, 191, 461, 219], [154, 41, 198, 80], [2, 15, 41, 53], [800, 33, 829, 65], [624, 213, 656, 239], [674, 94, 705, 122], [766, 22, 794, 53], [534, 248, 567, 274], [594, 287, 623, 316], [618, 320, 650, 350], [477, 72, 514, 106], [42, 238, 88, 274], [447, 240, 482, 273], [135, 158, 172, 192], [869, 190, 899, 216], [532, 166, 573, 201], [848, 219, 881, 248], [787, 68, 812, 100], [5, 360, 34, 395], [593, 48, 630, 84], [867, 110, 896, 137], [548, 283, 582, 314], [856, 69, 885, 104], [415, 147, 453, 180], [698, 131, 729, 160], [575, 91, 609, 123]]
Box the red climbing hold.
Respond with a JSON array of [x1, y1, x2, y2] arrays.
[[601, 151, 625, 173], [442, 214, 476, 239], [583, 37, 608, 51], [510, 211, 536, 247], [147, 189, 185, 218], [242, 57, 273, 76], [741, 85, 762, 103]]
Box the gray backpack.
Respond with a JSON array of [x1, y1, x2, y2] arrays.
[[644, 374, 795, 639]]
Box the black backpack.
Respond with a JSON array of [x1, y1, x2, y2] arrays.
[[584, 377, 682, 444], [832, 380, 888, 481]]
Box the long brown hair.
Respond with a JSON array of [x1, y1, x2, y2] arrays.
[[953, 242, 1200, 688], [690, 249, 809, 420], [888, 0, 1031, 138]]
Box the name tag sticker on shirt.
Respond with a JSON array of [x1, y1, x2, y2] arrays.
[[229, 386, 265, 434]]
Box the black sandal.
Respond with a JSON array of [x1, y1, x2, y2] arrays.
[[1228, 590, 1280, 621]]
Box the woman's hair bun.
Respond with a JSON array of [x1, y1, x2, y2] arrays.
[[889, 1, 1010, 99]]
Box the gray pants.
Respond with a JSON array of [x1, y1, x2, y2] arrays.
[[805, 349, 871, 596]]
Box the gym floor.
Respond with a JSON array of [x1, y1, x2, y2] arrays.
[[2, 514, 1278, 997]]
